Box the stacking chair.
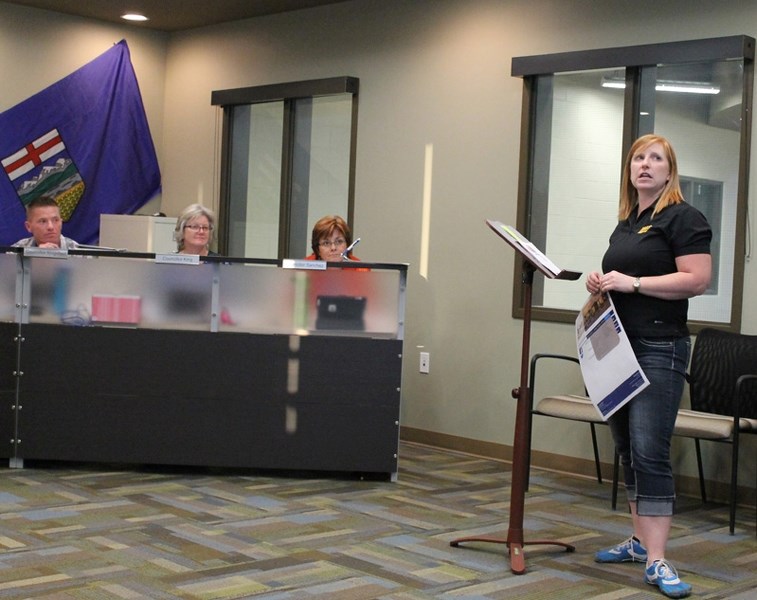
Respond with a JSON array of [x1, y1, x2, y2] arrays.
[[530, 333, 757, 534], [682, 328, 757, 534], [527, 354, 619, 507], [598, 329, 755, 534]]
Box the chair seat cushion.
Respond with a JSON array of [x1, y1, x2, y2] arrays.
[[535, 394, 604, 423], [535, 397, 757, 438], [674, 409, 757, 440]]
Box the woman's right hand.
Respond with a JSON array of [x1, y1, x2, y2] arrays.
[[586, 271, 602, 295]]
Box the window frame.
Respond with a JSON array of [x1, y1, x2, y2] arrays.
[[211, 77, 359, 258]]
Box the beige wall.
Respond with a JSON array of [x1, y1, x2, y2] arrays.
[[0, 0, 755, 498]]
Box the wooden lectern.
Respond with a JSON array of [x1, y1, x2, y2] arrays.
[[450, 220, 581, 574]]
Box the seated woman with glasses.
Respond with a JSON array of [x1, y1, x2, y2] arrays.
[[306, 215, 360, 262], [174, 204, 219, 256]]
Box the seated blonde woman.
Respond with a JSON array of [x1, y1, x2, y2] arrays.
[[174, 204, 218, 256]]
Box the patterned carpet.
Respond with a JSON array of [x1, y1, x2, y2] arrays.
[[0, 442, 754, 599]]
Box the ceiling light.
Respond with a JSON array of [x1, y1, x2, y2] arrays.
[[121, 13, 149, 22], [601, 77, 720, 95], [655, 82, 720, 94], [601, 79, 626, 90]]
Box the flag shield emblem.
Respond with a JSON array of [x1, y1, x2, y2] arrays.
[[2, 129, 85, 221]]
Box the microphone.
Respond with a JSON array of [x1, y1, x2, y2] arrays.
[[341, 237, 361, 261], [75, 244, 128, 252]]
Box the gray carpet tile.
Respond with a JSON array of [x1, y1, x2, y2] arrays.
[[0, 442, 754, 598]]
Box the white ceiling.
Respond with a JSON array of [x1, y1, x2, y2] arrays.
[[4, 0, 353, 32]]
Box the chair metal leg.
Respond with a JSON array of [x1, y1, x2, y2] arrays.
[[729, 434, 739, 535], [589, 423, 602, 484], [611, 450, 619, 511], [694, 438, 707, 503]]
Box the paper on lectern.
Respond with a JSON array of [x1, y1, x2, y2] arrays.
[[486, 221, 562, 277]]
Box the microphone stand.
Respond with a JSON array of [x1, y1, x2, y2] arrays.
[[341, 237, 361, 261]]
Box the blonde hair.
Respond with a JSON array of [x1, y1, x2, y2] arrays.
[[618, 134, 683, 221]]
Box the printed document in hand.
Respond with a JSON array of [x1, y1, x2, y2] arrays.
[[575, 293, 649, 420]]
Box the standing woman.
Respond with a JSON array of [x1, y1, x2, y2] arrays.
[[586, 134, 711, 599], [174, 204, 218, 256]]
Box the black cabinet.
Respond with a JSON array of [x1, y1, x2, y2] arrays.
[[14, 325, 401, 476]]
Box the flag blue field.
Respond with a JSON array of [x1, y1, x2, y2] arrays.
[[0, 40, 161, 245]]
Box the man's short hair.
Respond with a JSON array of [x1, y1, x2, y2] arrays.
[[26, 196, 59, 218]]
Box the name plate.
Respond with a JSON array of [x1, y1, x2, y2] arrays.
[[23, 247, 69, 259], [155, 253, 201, 265], [282, 259, 327, 270]]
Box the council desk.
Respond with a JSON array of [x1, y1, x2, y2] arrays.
[[0, 248, 407, 480]]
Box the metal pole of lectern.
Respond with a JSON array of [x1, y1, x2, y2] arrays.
[[450, 221, 580, 575]]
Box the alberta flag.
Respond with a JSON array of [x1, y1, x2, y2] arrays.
[[0, 40, 160, 245]]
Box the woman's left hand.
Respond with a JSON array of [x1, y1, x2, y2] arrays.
[[598, 270, 636, 294]]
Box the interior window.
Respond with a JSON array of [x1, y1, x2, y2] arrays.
[[212, 77, 359, 259], [511, 36, 754, 331]]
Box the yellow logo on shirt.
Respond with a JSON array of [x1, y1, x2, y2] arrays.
[[638, 225, 652, 234]]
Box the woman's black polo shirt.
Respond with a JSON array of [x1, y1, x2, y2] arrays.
[[601, 200, 711, 338]]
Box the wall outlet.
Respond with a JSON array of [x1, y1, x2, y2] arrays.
[[419, 351, 430, 374]]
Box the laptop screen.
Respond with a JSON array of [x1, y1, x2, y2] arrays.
[[315, 295, 367, 330]]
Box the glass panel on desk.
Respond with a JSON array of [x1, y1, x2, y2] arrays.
[[0, 253, 18, 322], [218, 262, 296, 334], [304, 268, 401, 337], [27, 255, 214, 330], [217, 263, 403, 337]]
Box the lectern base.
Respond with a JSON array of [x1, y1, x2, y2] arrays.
[[449, 536, 575, 575]]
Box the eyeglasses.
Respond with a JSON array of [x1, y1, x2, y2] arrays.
[[185, 224, 213, 232], [318, 238, 347, 248], [319, 238, 346, 248]]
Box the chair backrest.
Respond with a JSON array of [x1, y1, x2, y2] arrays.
[[688, 328, 757, 419]]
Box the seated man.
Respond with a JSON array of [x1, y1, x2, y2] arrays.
[[13, 197, 78, 249]]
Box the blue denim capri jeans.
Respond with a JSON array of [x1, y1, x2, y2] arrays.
[[607, 336, 691, 517]]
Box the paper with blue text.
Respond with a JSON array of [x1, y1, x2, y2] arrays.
[[575, 293, 649, 420]]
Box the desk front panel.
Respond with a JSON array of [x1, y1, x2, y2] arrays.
[[0, 322, 18, 459], [16, 324, 401, 475]]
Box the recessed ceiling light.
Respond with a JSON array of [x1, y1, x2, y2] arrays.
[[121, 13, 149, 22]]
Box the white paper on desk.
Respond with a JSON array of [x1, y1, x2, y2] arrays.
[[575, 293, 649, 420]]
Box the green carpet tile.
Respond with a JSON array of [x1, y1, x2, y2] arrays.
[[0, 442, 754, 599]]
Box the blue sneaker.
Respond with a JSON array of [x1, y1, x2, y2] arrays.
[[594, 536, 647, 563], [645, 559, 691, 598]]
